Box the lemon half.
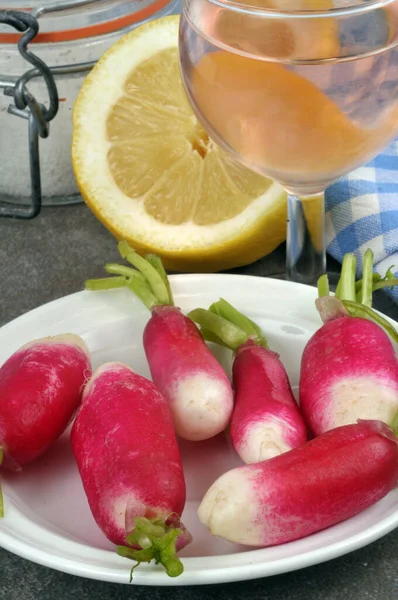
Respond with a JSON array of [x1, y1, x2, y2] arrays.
[[72, 15, 287, 272]]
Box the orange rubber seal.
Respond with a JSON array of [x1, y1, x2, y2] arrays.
[[0, 0, 172, 43]]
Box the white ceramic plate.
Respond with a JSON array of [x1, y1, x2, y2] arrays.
[[0, 275, 397, 587]]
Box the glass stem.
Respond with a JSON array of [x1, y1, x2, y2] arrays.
[[286, 192, 326, 285]]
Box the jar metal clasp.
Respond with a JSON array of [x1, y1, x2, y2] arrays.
[[0, 10, 59, 219]]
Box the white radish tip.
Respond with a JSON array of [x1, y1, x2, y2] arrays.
[[91, 361, 133, 377], [197, 468, 260, 545], [170, 374, 233, 441], [20, 333, 90, 355], [82, 361, 133, 397]]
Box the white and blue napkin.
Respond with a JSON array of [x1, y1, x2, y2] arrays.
[[326, 138, 398, 302]]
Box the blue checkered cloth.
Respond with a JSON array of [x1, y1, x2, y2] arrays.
[[326, 138, 398, 302]]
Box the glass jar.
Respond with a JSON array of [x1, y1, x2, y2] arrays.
[[0, 0, 181, 207]]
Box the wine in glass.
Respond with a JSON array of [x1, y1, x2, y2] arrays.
[[178, 0, 398, 283]]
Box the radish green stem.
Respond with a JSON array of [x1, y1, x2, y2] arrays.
[[146, 254, 174, 306], [117, 516, 183, 579], [372, 279, 398, 292], [336, 253, 357, 301], [200, 328, 231, 348], [188, 309, 248, 350], [356, 266, 396, 296], [0, 447, 3, 518], [85, 242, 174, 309], [317, 274, 330, 298], [104, 263, 145, 282], [342, 300, 398, 343], [127, 278, 158, 311], [360, 249, 374, 308], [209, 298, 265, 341], [189, 300, 268, 351], [355, 273, 381, 296], [335, 277, 342, 299], [316, 249, 398, 334], [378, 265, 396, 283], [118, 241, 170, 305], [85, 276, 127, 291]]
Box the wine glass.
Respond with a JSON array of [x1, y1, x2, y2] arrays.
[[178, 0, 398, 284]]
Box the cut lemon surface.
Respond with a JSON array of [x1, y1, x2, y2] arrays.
[[72, 15, 287, 272]]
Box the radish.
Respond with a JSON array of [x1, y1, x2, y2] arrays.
[[0, 333, 91, 517], [300, 249, 398, 437], [188, 299, 307, 463], [198, 419, 398, 546], [71, 362, 191, 578], [84, 242, 234, 441]]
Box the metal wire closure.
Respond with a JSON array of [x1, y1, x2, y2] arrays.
[[0, 10, 59, 219], [31, 0, 102, 19], [0, 0, 176, 218]]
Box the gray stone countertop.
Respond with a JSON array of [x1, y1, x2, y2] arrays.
[[1, 204, 398, 600]]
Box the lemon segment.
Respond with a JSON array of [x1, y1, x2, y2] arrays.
[[72, 15, 287, 272]]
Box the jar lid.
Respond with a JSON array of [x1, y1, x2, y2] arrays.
[[0, 0, 173, 43]]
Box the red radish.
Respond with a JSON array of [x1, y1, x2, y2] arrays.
[[189, 299, 307, 463], [0, 333, 90, 469], [300, 249, 398, 437], [84, 242, 234, 441], [198, 419, 398, 546], [0, 333, 91, 516], [231, 340, 307, 462], [142, 304, 234, 441], [71, 362, 191, 578]]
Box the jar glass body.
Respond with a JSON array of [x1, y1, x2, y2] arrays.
[[0, 0, 181, 205]]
